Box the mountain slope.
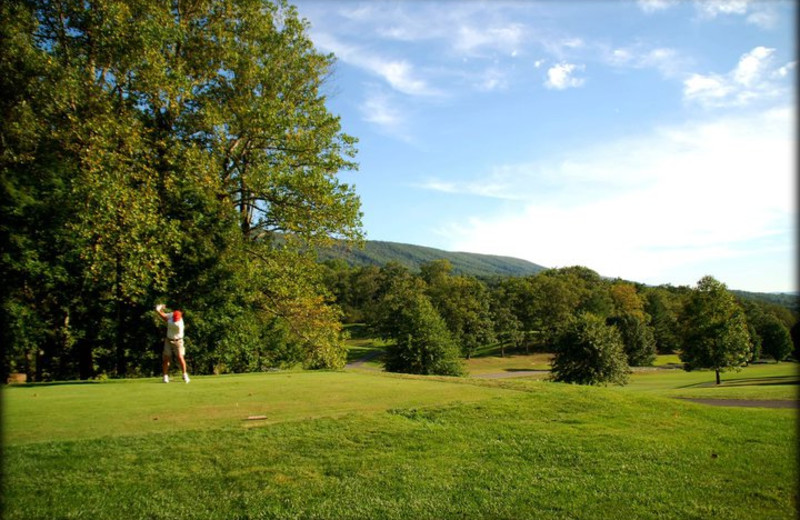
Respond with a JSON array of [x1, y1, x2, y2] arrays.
[[318, 240, 546, 278]]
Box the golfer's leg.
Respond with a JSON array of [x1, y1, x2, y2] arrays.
[[177, 354, 187, 374], [162, 355, 170, 375]]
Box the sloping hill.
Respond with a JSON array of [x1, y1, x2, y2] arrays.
[[318, 240, 546, 278]]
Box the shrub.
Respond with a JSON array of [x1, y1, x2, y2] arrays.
[[551, 313, 630, 386]]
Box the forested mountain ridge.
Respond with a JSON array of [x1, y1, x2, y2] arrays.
[[319, 240, 797, 311], [318, 240, 547, 278]]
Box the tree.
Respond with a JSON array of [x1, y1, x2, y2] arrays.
[[384, 292, 464, 376], [551, 313, 630, 386], [643, 286, 686, 354], [608, 314, 657, 367], [422, 261, 495, 359], [757, 313, 792, 362], [680, 276, 752, 385], [607, 282, 656, 366], [490, 289, 524, 358], [791, 322, 800, 361], [1, 0, 361, 379]]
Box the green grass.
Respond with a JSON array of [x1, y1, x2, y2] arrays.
[[465, 352, 553, 374], [624, 362, 799, 400], [2, 371, 508, 445], [2, 370, 797, 519], [347, 337, 799, 400]]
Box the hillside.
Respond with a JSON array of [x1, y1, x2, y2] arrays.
[[732, 290, 799, 313], [318, 239, 546, 278]]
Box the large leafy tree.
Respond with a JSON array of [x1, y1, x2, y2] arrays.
[[1, 0, 361, 379], [642, 286, 686, 354], [370, 263, 463, 376], [680, 276, 752, 385], [422, 260, 495, 360], [607, 282, 656, 366]]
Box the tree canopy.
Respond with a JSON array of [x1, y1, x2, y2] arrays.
[[680, 276, 752, 384], [1, 0, 361, 380]]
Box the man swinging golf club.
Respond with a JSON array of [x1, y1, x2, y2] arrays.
[[156, 303, 190, 383]]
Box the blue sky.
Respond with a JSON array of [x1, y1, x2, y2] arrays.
[[293, 0, 796, 293]]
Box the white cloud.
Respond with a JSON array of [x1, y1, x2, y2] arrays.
[[683, 46, 792, 107], [607, 45, 685, 78], [435, 108, 795, 290], [637, 0, 679, 13], [696, 0, 750, 18], [475, 67, 510, 92], [746, 8, 778, 29], [310, 31, 440, 97], [638, 0, 779, 30], [545, 63, 585, 90], [454, 23, 525, 57], [359, 89, 413, 141]]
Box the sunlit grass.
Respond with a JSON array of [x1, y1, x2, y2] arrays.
[[2, 371, 509, 445], [465, 352, 553, 374], [622, 362, 799, 400], [3, 370, 797, 519]]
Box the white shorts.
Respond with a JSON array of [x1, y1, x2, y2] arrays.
[[163, 338, 185, 359]]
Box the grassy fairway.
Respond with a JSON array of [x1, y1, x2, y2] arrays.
[[624, 362, 800, 400], [3, 371, 797, 519], [2, 371, 510, 445]]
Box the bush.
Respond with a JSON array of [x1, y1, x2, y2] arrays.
[[608, 314, 657, 367], [382, 294, 464, 377], [551, 313, 630, 386]]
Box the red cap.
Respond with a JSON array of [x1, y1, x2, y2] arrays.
[[172, 310, 182, 321]]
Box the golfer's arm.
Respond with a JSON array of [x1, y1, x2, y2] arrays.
[[156, 310, 168, 321]]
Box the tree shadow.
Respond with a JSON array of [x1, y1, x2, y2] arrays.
[[9, 380, 103, 388]]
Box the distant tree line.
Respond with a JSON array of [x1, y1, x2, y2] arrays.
[[321, 259, 798, 384], [1, 0, 362, 382]]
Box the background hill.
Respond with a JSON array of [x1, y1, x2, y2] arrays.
[[318, 240, 546, 278], [319, 239, 797, 312]]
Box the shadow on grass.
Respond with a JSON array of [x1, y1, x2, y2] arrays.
[[504, 368, 549, 373], [719, 376, 799, 387], [8, 380, 104, 388], [676, 374, 799, 390]]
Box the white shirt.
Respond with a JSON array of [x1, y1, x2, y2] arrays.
[[166, 313, 184, 340]]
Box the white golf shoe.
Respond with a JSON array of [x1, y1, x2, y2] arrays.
[[183, 373, 190, 384], [163, 374, 169, 383]]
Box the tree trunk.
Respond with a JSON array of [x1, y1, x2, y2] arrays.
[[115, 255, 126, 377], [715, 369, 721, 385]]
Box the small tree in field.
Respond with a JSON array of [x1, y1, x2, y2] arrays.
[[551, 313, 630, 386], [758, 313, 792, 362], [381, 294, 464, 377], [680, 276, 751, 384]]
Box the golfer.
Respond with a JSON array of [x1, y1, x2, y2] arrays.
[[156, 304, 190, 383]]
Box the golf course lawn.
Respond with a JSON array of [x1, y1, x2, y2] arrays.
[[3, 367, 797, 519]]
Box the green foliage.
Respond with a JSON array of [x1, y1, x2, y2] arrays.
[[372, 268, 463, 376], [1, 0, 360, 379], [681, 276, 752, 383], [551, 313, 630, 386], [608, 313, 657, 366], [643, 286, 686, 354], [422, 260, 495, 360], [757, 313, 792, 362], [489, 289, 525, 357]]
